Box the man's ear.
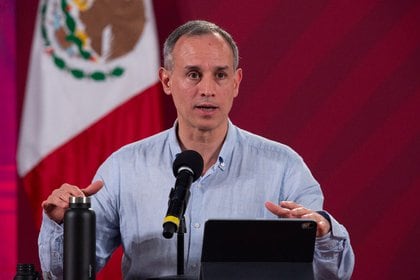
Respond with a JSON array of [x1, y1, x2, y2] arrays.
[[233, 68, 243, 98], [159, 67, 172, 95]]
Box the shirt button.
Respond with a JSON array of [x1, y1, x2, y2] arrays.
[[193, 222, 201, 228]]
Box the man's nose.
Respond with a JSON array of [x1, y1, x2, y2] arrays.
[[199, 75, 216, 97]]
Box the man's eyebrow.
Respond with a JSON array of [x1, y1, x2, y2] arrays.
[[183, 65, 231, 71], [215, 66, 230, 71], [184, 65, 201, 71]]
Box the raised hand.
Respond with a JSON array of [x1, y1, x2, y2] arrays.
[[41, 180, 104, 223]]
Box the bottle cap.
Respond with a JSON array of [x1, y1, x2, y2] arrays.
[[16, 263, 35, 273], [69, 196, 91, 204]]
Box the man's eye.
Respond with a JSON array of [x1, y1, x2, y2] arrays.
[[216, 72, 227, 79], [188, 72, 201, 79]]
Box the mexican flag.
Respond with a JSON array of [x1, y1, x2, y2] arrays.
[[17, 0, 164, 277]]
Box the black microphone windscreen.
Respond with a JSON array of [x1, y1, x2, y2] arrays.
[[172, 150, 204, 181]]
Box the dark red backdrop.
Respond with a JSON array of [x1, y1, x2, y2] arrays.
[[15, 1, 420, 279]]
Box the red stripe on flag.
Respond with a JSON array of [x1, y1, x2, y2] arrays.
[[22, 83, 164, 227]]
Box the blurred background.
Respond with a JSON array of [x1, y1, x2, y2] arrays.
[[1, 0, 419, 279]]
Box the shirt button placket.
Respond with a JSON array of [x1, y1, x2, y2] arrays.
[[188, 181, 205, 272]]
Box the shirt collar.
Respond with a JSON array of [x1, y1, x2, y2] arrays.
[[168, 120, 182, 163], [167, 119, 238, 172], [217, 119, 237, 171]]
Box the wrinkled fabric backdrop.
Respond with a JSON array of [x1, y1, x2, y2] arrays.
[[1, 0, 419, 279]]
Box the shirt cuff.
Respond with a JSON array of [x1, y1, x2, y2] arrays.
[[314, 211, 348, 252], [41, 211, 64, 233]]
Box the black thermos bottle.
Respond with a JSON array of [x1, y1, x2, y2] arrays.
[[64, 196, 96, 280]]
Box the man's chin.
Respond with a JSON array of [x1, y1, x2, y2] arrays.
[[194, 119, 227, 133]]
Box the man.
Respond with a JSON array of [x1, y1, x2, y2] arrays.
[[39, 20, 354, 279]]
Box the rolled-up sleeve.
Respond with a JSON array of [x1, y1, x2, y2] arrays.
[[38, 211, 64, 280], [313, 214, 355, 280]]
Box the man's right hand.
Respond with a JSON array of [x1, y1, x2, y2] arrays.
[[41, 180, 104, 224]]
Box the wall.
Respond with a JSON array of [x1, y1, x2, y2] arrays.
[[6, 0, 420, 279]]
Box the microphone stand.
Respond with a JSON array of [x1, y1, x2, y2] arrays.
[[177, 216, 187, 276], [148, 196, 197, 280]]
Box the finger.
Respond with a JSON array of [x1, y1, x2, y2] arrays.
[[58, 189, 75, 204], [42, 191, 68, 211], [60, 183, 86, 197], [41, 193, 69, 220], [41, 199, 52, 210], [265, 201, 292, 218], [56, 184, 84, 204], [81, 180, 104, 197], [280, 201, 303, 210], [290, 207, 311, 218], [301, 212, 318, 222], [302, 212, 331, 237], [42, 197, 68, 212], [42, 183, 84, 209]]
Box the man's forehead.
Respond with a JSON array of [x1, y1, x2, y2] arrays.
[[179, 32, 224, 43], [172, 33, 234, 68], [174, 33, 229, 53]]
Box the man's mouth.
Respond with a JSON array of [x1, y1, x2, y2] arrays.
[[195, 104, 218, 111]]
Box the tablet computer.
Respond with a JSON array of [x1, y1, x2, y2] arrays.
[[200, 219, 317, 280]]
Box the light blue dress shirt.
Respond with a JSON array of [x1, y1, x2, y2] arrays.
[[39, 121, 354, 279]]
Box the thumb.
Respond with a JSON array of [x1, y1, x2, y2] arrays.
[[81, 180, 104, 197]]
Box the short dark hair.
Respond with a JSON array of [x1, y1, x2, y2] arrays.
[[163, 20, 239, 70]]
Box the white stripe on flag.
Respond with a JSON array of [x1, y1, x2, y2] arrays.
[[17, 0, 160, 176]]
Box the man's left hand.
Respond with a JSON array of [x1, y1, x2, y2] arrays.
[[265, 201, 331, 237]]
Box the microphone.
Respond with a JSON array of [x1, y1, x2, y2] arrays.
[[163, 150, 204, 239]]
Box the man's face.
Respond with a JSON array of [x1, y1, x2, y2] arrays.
[[160, 33, 242, 133]]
